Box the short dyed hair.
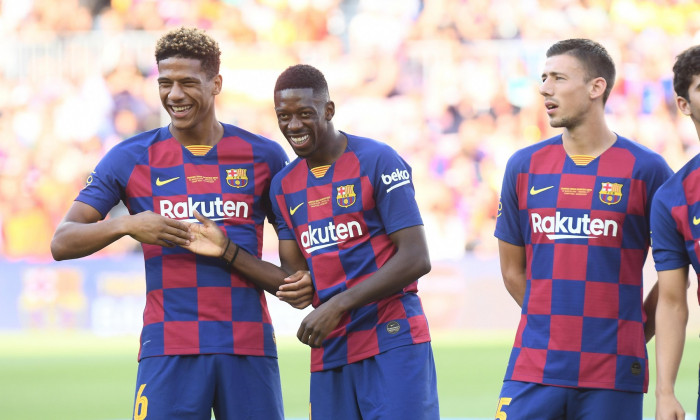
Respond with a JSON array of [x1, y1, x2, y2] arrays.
[[673, 45, 700, 101], [274, 64, 329, 99], [155, 27, 221, 79], [546, 38, 616, 104]]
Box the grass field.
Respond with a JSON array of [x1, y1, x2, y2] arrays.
[[0, 330, 697, 419]]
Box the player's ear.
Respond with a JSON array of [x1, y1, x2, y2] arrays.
[[212, 74, 222, 96], [325, 101, 335, 121], [588, 76, 606, 101], [676, 95, 692, 116]]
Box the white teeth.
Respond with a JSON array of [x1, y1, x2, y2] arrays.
[[291, 135, 309, 145], [172, 105, 191, 112]]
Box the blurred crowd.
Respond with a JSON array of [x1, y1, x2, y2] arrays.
[[1, 0, 699, 261]]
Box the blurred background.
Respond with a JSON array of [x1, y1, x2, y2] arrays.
[[1, 0, 700, 419]]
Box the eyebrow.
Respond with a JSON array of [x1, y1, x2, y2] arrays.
[[157, 77, 200, 83], [541, 71, 566, 78]]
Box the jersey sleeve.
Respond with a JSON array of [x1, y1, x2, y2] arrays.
[[269, 173, 296, 241], [261, 140, 289, 228], [651, 185, 690, 271], [371, 146, 423, 235], [494, 153, 524, 246], [643, 154, 673, 219], [75, 144, 132, 218]]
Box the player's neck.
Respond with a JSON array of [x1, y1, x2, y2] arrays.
[[307, 130, 347, 169], [169, 119, 223, 147], [561, 117, 616, 157]]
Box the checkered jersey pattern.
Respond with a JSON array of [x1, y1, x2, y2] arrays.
[[651, 153, 700, 304], [76, 124, 288, 360], [495, 134, 672, 392], [270, 133, 431, 372]]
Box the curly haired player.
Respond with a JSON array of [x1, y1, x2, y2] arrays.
[[51, 27, 312, 420]]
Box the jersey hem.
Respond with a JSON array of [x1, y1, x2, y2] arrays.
[[310, 336, 431, 372]]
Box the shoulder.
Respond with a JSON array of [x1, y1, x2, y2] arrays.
[[346, 133, 395, 152], [271, 157, 304, 186], [506, 135, 562, 168], [222, 123, 287, 156], [222, 123, 275, 145], [658, 154, 700, 194], [613, 135, 669, 167], [105, 126, 167, 160]]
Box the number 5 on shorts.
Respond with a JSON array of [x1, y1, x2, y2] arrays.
[[134, 384, 148, 420], [495, 397, 512, 420]]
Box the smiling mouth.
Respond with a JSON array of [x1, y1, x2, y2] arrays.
[[171, 105, 192, 113], [289, 134, 309, 145]]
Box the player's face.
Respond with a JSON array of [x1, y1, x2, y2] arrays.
[[677, 73, 700, 129], [157, 57, 221, 131], [539, 54, 598, 129], [274, 88, 332, 159]]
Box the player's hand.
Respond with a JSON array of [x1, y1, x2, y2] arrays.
[[182, 210, 228, 257], [296, 297, 345, 348], [277, 270, 313, 309], [655, 392, 685, 420], [127, 211, 191, 247]]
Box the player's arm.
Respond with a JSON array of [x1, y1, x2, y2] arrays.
[[184, 210, 312, 308], [51, 201, 191, 260], [498, 239, 527, 307], [296, 225, 430, 348], [655, 266, 689, 420], [643, 281, 659, 342]]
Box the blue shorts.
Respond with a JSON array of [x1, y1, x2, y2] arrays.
[[310, 342, 439, 420], [133, 354, 283, 420], [496, 380, 643, 420]]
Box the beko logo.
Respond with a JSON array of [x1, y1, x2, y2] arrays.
[[381, 168, 410, 193]]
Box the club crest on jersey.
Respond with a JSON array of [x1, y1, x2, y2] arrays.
[[599, 182, 623, 205], [336, 184, 356, 208], [226, 168, 248, 188]]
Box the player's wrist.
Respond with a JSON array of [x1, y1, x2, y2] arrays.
[[220, 238, 240, 268]]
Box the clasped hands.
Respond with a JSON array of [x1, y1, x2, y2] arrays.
[[182, 210, 313, 310]]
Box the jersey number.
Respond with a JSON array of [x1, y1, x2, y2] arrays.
[[495, 397, 512, 420], [134, 384, 148, 420]]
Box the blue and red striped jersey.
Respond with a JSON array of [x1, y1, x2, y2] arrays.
[[270, 132, 431, 372], [651, 153, 700, 303], [76, 123, 288, 360], [495, 134, 672, 393]]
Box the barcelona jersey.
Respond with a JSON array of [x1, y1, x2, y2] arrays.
[[651, 153, 700, 302], [270, 133, 431, 372], [76, 123, 288, 360], [495, 134, 672, 392]]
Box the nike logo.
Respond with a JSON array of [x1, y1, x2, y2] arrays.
[[156, 177, 180, 186], [694, 216, 700, 226], [289, 202, 305, 215], [530, 185, 554, 195]]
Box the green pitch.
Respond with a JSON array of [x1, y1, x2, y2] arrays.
[[0, 331, 697, 419]]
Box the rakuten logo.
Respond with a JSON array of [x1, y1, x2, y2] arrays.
[[159, 197, 249, 221], [381, 168, 410, 193], [300, 221, 363, 253], [531, 211, 619, 240]]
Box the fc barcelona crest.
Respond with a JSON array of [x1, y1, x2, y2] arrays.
[[599, 182, 623, 205], [337, 184, 356, 208], [226, 168, 248, 188]]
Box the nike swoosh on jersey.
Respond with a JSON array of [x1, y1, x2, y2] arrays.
[[156, 177, 180, 186], [694, 216, 700, 226], [289, 202, 305, 215], [530, 185, 554, 195]]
